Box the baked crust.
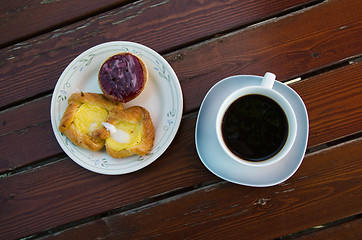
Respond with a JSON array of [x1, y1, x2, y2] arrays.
[[103, 106, 155, 158], [58, 92, 124, 151]]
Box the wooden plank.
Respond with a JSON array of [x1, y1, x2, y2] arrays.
[[0, 0, 129, 47], [1, 62, 361, 173], [0, 96, 62, 172], [1, 84, 362, 239], [37, 138, 362, 240], [294, 217, 362, 240], [0, 0, 328, 108], [166, 0, 362, 113], [289, 63, 362, 147], [0, 116, 217, 240]]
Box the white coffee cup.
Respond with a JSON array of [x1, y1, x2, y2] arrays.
[[215, 72, 297, 167]]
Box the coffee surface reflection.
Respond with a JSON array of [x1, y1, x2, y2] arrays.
[[221, 94, 288, 162]]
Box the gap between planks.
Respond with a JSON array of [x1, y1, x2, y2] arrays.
[[0, 58, 360, 177], [22, 136, 362, 240], [0, 0, 325, 111]]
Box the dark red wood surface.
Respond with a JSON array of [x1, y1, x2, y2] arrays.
[[0, 0, 130, 47], [294, 217, 362, 240], [38, 138, 362, 240], [0, 0, 319, 109], [1, 65, 361, 239], [1, 62, 361, 174], [165, 0, 362, 113], [0, 0, 361, 239], [1, 0, 361, 173]]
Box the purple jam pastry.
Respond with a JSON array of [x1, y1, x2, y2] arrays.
[[98, 53, 148, 103]]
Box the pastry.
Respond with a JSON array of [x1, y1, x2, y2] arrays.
[[98, 53, 148, 103], [58, 92, 124, 151], [101, 106, 155, 158]]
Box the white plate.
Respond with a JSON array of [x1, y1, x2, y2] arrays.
[[51, 41, 183, 174], [195, 75, 309, 187]]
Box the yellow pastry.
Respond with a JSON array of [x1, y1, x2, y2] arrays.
[[101, 106, 155, 158], [58, 92, 124, 151]]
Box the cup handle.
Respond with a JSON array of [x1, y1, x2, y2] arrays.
[[261, 72, 276, 89]]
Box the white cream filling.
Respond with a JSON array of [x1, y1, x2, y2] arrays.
[[102, 122, 130, 143]]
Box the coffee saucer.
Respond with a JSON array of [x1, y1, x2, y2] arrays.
[[195, 75, 309, 187]]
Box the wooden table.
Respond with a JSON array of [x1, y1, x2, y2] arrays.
[[1, 0, 361, 239]]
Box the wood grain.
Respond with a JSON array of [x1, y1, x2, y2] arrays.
[[0, 96, 62, 172], [289, 62, 362, 147], [0, 0, 324, 108], [1, 62, 361, 173], [294, 217, 362, 240], [166, 0, 362, 113], [0, 0, 129, 47], [1, 77, 362, 239], [1, 0, 361, 239], [0, 116, 216, 240], [37, 138, 362, 240]]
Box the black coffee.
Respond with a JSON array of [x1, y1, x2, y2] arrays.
[[221, 94, 288, 162]]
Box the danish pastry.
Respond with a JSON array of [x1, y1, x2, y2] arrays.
[[101, 106, 155, 158], [98, 53, 148, 103], [58, 92, 124, 151]]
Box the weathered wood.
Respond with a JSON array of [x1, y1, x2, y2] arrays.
[[1, 0, 361, 240], [0, 116, 216, 240], [0, 0, 129, 47], [0, 61, 362, 172], [37, 138, 362, 240], [1, 63, 361, 173], [294, 217, 362, 240], [0, 0, 326, 108], [290, 62, 362, 147], [166, 0, 362, 113], [0, 96, 62, 172], [1, 85, 362, 239]]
